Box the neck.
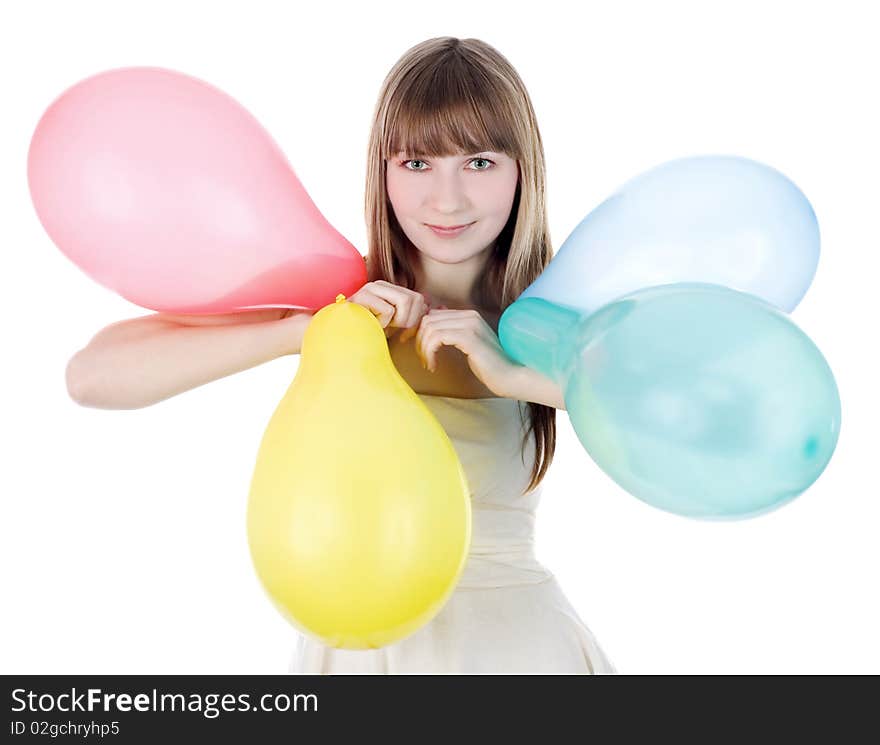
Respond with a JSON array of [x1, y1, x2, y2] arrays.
[[411, 245, 494, 308]]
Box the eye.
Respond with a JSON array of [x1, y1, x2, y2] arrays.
[[400, 157, 497, 172], [402, 159, 429, 171], [469, 157, 495, 171]]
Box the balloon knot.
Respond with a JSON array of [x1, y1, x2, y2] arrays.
[[335, 294, 346, 303]]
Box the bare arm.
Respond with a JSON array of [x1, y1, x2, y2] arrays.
[[501, 365, 567, 410], [65, 308, 313, 410]]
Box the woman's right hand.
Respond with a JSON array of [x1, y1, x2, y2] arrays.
[[347, 280, 429, 341]]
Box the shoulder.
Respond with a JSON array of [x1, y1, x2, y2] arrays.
[[475, 306, 501, 333], [485, 309, 501, 332]]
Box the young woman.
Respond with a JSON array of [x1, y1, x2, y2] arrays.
[[66, 37, 617, 674]]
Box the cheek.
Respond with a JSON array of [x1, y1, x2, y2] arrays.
[[386, 172, 421, 216], [477, 174, 519, 217]]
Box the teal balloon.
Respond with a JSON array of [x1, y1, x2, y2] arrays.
[[499, 284, 840, 519]]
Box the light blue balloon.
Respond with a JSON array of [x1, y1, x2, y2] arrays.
[[499, 284, 840, 519], [521, 156, 820, 315]]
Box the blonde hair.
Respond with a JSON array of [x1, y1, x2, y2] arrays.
[[364, 37, 556, 492]]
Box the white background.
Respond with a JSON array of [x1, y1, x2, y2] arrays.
[[2, 0, 877, 674]]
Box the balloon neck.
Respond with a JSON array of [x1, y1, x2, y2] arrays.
[[299, 297, 390, 380], [498, 297, 583, 382]]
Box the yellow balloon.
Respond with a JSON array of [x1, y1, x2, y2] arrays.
[[247, 295, 472, 649]]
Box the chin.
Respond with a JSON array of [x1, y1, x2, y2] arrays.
[[422, 247, 485, 265]]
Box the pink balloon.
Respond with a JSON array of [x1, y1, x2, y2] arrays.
[[28, 67, 366, 313]]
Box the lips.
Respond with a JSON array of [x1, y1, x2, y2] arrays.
[[426, 222, 474, 230], [426, 222, 475, 238]]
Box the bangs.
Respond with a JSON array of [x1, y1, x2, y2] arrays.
[[381, 59, 521, 160]]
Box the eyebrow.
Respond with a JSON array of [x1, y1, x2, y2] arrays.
[[394, 150, 499, 158]]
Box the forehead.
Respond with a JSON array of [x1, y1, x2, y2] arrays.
[[386, 120, 509, 160]]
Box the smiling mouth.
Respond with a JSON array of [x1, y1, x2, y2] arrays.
[[425, 222, 475, 230]]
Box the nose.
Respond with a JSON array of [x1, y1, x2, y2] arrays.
[[425, 169, 470, 215]]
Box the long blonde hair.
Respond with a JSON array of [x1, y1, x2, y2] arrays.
[[364, 37, 556, 492]]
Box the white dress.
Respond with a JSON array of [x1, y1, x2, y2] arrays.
[[288, 393, 617, 674]]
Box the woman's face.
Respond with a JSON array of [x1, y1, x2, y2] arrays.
[[385, 149, 520, 266]]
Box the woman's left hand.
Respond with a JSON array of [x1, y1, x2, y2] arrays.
[[402, 307, 521, 397]]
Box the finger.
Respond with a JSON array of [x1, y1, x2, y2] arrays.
[[405, 298, 442, 346], [405, 293, 429, 331], [369, 283, 425, 329], [414, 312, 463, 364], [367, 286, 411, 328], [418, 315, 487, 338], [423, 308, 480, 320], [421, 327, 473, 372], [355, 293, 395, 327], [392, 293, 428, 343], [399, 324, 418, 343]]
